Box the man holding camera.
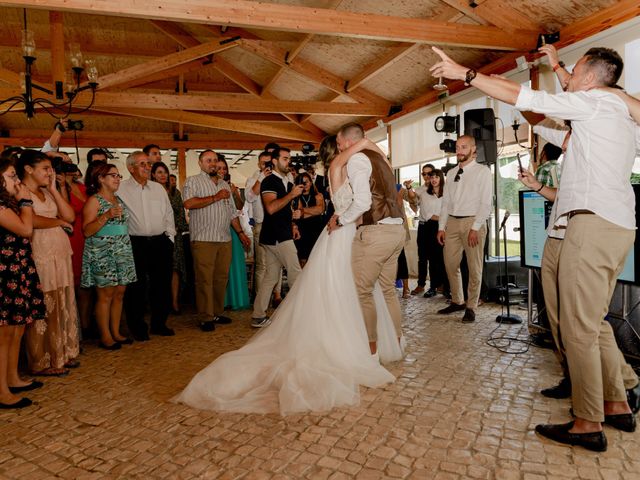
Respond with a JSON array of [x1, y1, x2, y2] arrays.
[[183, 150, 250, 332], [245, 151, 283, 303], [250, 147, 303, 328]]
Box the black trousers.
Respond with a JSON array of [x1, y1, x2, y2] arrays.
[[416, 221, 429, 287], [424, 219, 449, 291], [124, 235, 173, 335]]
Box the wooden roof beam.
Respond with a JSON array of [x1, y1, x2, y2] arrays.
[[6, 0, 537, 50], [49, 12, 65, 89], [94, 107, 323, 142], [95, 38, 240, 91]]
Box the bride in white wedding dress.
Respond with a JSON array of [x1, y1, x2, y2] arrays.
[[172, 136, 403, 415]]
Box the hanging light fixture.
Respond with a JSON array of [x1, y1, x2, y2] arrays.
[[0, 9, 99, 119]]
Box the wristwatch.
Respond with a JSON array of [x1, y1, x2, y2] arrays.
[[464, 69, 477, 86], [336, 216, 343, 227]]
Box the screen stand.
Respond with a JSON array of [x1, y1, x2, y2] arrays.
[[496, 220, 522, 324]]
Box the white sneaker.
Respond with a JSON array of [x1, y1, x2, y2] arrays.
[[251, 317, 271, 328]]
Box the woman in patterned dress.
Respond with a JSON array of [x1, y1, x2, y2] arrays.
[[81, 163, 137, 349], [17, 150, 80, 377], [0, 158, 46, 408]]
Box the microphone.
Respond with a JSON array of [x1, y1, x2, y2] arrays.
[[499, 210, 510, 231]]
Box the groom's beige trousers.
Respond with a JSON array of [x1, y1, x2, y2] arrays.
[[351, 224, 406, 342]]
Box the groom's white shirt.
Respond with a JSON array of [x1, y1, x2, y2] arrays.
[[340, 153, 372, 225]]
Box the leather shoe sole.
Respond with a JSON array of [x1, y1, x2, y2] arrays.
[[437, 303, 466, 315], [535, 422, 607, 452]]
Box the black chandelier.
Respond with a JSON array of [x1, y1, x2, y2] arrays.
[[0, 10, 99, 119]]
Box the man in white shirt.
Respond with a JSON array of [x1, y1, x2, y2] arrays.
[[431, 45, 639, 451], [118, 151, 176, 340], [183, 150, 250, 332], [436, 136, 492, 324], [405, 163, 435, 295], [245, 151, 283, 305]]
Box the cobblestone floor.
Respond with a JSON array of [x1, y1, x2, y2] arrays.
[[1, 291, 639, 480]]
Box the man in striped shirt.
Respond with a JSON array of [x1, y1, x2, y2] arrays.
[[183, 150, 250, 332]]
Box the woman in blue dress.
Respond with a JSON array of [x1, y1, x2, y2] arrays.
[[81, 163, 137, 349]]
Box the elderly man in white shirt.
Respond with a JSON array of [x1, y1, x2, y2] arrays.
[[431, 45, 639, 451], [436, 135, 492, 324], [118, 151, 176, 340]]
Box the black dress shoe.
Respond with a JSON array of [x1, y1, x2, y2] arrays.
[[437, 303, 466, 314], [627, 382, 640, 414], [423, 288, 437, 298], [150, 326, 175, 336], [462, 308, 476, 323], [214, 315, 232, 325], [604, 413, 636, 433], [199, 321, 215, 332], [132, 332, 150, 342], [535, 422, 607, 452], [115, 338, 134, 345], [541, 377, 572, 399], [0, 397, 33, 409], [99, 342, 122, 351], [9, 380, 44, 393]]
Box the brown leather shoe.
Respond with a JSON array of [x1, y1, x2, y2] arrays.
[[410, 286, 425, 295], [462, 308, 476, 323]]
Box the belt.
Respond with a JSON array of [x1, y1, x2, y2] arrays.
[[96, 224, 128, 236], [567, 209, 594, 219], [450, 215, 473, 219], [130, 234, 166, 240]]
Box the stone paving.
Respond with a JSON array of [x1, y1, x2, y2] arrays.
[[1, 291, 639, 480]]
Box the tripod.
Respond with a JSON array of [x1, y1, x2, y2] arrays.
[[496, 211, 522, 324]]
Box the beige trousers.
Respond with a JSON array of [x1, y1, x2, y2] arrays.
[[557, 214, 635, 422], [542, 237, 638, 390], [252, 222, 282, 296], [191, 241, 232, 319], [351, 224, 406, 342], [252, 240, 301, 319], [443, 217, 486, 310]]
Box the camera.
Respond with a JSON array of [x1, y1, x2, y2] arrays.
[[52, 156, 79, 174], [439, 139, 456, 154], [67, 119, 84, 131], [290, 143, 318, 174]]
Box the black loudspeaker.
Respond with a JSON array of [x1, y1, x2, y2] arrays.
[[464, 108, 497, 164]]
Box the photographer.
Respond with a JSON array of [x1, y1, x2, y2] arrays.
[[250, 147, 303, 328], [245, 151, 283, 305]]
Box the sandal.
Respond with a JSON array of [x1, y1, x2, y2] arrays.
[[31, 368, 70, 377]]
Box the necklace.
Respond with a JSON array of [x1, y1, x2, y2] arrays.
[[300, 194, 313, 208]]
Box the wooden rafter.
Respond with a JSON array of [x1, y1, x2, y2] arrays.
[[5, 0, 537, 50], [49, 11, 65, 89], [94, 107, 323, 142], [96, 38, 240, 91], [470, 0, 541, 32], [346, 44, 418, 93]]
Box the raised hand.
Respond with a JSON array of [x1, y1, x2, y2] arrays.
[[539, 44, 560, 67], [429, 46, 467, 81], [16, 183, 31, 201]]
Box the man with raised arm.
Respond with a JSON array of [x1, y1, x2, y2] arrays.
[[431, 46, 640, 451]]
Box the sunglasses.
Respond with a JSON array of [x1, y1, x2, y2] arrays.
[[454, 168, 464, 182], [104, 173, 123, 179]]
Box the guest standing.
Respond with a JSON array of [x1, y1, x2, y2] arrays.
[[151, 162, 188, 313], [17, 150, 80, 376], [118, 151, 176, 340], [0, 158, 46, 408], [293, 172, 325, 268], [81, 163, 137, 349]]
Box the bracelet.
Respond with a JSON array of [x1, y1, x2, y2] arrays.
[[17, 199, 34, 207], [535, 184, 544, 193]]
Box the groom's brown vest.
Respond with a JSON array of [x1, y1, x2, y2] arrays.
[[360, 149, 404, 226]]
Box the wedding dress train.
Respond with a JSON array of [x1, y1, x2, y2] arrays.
[[172, 181, 403, 415]]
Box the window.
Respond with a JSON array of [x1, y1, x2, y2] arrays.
[[624, 39, 640, 94]]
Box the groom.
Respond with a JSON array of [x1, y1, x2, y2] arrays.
[[328, 123, 406, 355]]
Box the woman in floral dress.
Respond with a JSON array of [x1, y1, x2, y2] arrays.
[[0, 157, 46, 409]]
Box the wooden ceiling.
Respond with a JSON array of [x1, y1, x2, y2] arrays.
[[0, 0, 637, 152]]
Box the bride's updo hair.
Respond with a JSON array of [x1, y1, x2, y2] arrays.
[[319, 135, 337, 172]]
